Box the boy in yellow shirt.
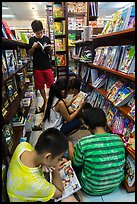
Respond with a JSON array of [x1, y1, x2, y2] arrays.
[[7, 128, 79, 202]]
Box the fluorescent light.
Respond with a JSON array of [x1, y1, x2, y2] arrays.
[[2, 7, 9, 10], [2, 14, 15, 18]]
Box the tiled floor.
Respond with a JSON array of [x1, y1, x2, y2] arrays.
[[29, 91, 135, 202]]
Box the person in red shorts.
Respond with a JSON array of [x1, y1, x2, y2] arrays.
[[28, 20, 54, 113]]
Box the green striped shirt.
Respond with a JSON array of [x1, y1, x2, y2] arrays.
[[72, 133, 125, 196]]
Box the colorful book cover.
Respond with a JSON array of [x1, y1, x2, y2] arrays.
[[56, 54, 66, 66], [102, 100, 112, 116], [125, 154, 135, 187], [118, 45, 135, 74], [2, 123, 14, 152], [2, 50, 8, 74], [53, 3, 64, 18], [90, 91, 98, 107], [113, 85, 134, 107], [110, 10, 122, 32], [68, 17, 76, 30], [55, 38, 66, 51], [68, 33, 76, 46], [53, 22, 63, 35], [2, 20, 16, 40], [76, 17, 85, 30], [98, 47, 110, 67], [128, 104, 135, 121], [68, 2, 76, 12], [122, 118, 134, 139], [114, 6, 132, 32], [127, 96, 135, 108], [93, 47, 103, 65], [101, 20, 112, 35], [127, 4, 135, 28], [106, 106, 118, 126], [112, 111, 124, 134], [107, 80, 123, 102], [92, 74, 107, 88], [128, 124, 135, 152], [106, 77, 117, 93], [106, 46, 121, 69], [2, 23, 8, 38]]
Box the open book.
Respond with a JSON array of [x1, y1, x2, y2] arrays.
[[72, 91, 89, 110], [37, 41, 51, 53], [54, 160, 81, 202]]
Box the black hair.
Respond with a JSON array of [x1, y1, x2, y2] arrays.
[[35, 128, 68, 158], [68, 78, 81, 91], [31, 20, 43, 32], [81, 107, 106, 130], [43, 78, 69, 122]]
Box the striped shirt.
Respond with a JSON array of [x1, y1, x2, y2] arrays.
[[72, 133, 125, 196]]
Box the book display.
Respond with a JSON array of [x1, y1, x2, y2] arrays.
[[73, 8, 135, 192], [53, 2, 69, 78]]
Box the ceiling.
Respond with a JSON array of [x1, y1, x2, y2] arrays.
[[2, 2, 133, 29]]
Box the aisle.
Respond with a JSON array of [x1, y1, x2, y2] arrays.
[[29, 90, 135, 202]]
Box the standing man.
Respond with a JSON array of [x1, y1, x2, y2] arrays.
[[29, 20, 54, 113]]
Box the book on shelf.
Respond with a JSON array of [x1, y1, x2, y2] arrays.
[[127, 4, 135, 28], [37, 41, 51, 53], [81, 66, 89, 81], [2, 23, 8, 38], [89, 90, 98, 107], [53, 21, 65, 36], [2, 86, 10, 109], [93, 47, 103, 65], [6, 78, 18, 103], [102, 100, 112, 116], [92, 74, 107, 89], [98, 47, 110, 67], [54, 160, 81, 202], [56, 54, 66, 66], [12, 115, 26, 127], [107, 80, 123, 102], [122, 118, 134, 143], [21, 98, 31, 107], [68, 33, 76, 46], [89, 2, 97, 17], [87, 68, 98, 84], [106, 105, 118, 126], [2, 50, 8, 75], [55, 38, 66, 51], [20, 32, 29, 44], [5, 50, 16, 72], [127, 95, 135, 108], [128, 124, 135, 153], [110, 10, 122, 32], [114, 6, 132, 32], [112, 111, 124, 135], [68, 17, 76, 30], [124, 154, 135, 187], [118, 45, 135, 74], [2, 19, 16, 40], [53, 3, 64, 18], [16, 72, 25, 92], [128, 104, 135, 121], [2, 123, 14, 152], [101, 20, 112, 35], [94, 93, 102, 108], [68, 2, 76, 12], [113, 85, 134, 107], [76, 17, 85, 30]]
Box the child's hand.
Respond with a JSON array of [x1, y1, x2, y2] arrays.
[[33, 42, 39, 48], [79, 98, 85, 108], [41, 164, 55, 173], [57, 158, 68, 170]]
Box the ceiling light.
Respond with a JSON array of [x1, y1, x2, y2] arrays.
[[2, 14, 15, 18]]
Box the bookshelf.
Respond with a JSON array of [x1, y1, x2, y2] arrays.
[[2, 37, 34, 159], [73, 27, 135, 192], [53, 2, 69, 78]]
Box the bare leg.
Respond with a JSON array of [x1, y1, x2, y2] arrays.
[[39, 89, 47, 111]]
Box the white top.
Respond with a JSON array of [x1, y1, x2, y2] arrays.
[[42, 97, 63, 131]]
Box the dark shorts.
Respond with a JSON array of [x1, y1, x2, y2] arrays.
[[60, 118, 81, 136], [33, 69, 54, 90]]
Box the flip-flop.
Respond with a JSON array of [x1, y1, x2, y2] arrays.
[[35, 107, 44, 114], [32, 123, 42, 131]]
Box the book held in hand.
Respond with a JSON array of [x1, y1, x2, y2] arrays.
[[37, 41, 51, 53], [54, 160, 81, 202]]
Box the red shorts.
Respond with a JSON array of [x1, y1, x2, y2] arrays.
[[33, 69, 54, 90]]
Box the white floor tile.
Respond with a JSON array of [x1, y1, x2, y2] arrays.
[[80, 190, 103, 202]]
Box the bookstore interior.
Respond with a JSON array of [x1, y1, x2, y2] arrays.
[[2, 2, 135, 202]]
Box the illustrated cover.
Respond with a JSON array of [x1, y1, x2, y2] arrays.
[[53, 3, 64, 18], [93, 47, 103, 65], [105, 46, 121, 69], [94, 93, 103, 108], [127, 4, 135, 28], [68, 2, 76, 13], [68, 33, 76, 46], [55, 38, 66, 51], [76, 2, 85, 13], [2, 19, 16, 40], [90, 91, 98, 107], [76, 17, 85, 30], [101, 20, 112, 35], [102, 100, 112, 116], [98, 47, 110, 67], [98, 95, 105, 110], [2, 123, 14, 152], [68, 17, 76, 30], [127, 96, 135, 108], [117, 45, 127, 70], [106, 76, 117, 93], [53, 22, 63, 35], [114, 6, 132, 32], [106, 106, 118, 126], [128, 104, 135, 121], [112, 111, 124, 135], [71, 91, 88, 109], [110, 10, 122, 32], [54, 160, 81, 202], [56, 54, 66, 66], [37, 41, 51, 53], [113, 85, 134, 107], [107, 80, 123, 102], [92, 74, 107, 88], [5, 50, 16, 72], [2, 50, 8, 75], [128, 124, 135, 153], [2, 23, 8, 38], [118, 45, 135, 74], [125, 154, 135, 187], [122, 118, 134, 140]]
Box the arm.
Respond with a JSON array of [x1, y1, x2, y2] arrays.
[[72, 141, 84, 167], [56, 99, 84, 122], [28, 42, 39, 56], [52, 168, 64, 199]]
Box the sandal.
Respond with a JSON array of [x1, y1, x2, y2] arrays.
[[35, 107, 44, 114], [32, 123, 42, 131]]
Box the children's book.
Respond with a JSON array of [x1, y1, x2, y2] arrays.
[[102, 100, 112, 116], [127, 95, 135, 108], [56, 54, 66, 66], [107, 80, 123, 102], [105, 46, 121, 69], [127, 4, 135, 28], [114, 6, 132, 32], [110, 10, 122, 32], [54, 160, 81, 202], [128, 104, 135, 121], [2, 50, 8, 75], [68, 33, 76, 46], [88, 69, 98, 84], [55, 38, 66, 51], [71, 91, 88, 110], [106, 106, 118, 126], [53, 3, 64, 18], [122, 118, 134, 139], [128, 124, 135, 153], [125, 154, 135, 187], [89, 90, 98, 107], [92, 74, 107, 89], [68, 17, 76, 30], [93, 47, 103, 65], [98, 47, 110, 67], [113, 85, 134, 107], [53, 22, 63, 35], [5, 50, 16, 72], [101, 20, 112, 35], [37, 41, 51, 53], [118, 45, 135, 74], [112, 111, 124, 135]]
